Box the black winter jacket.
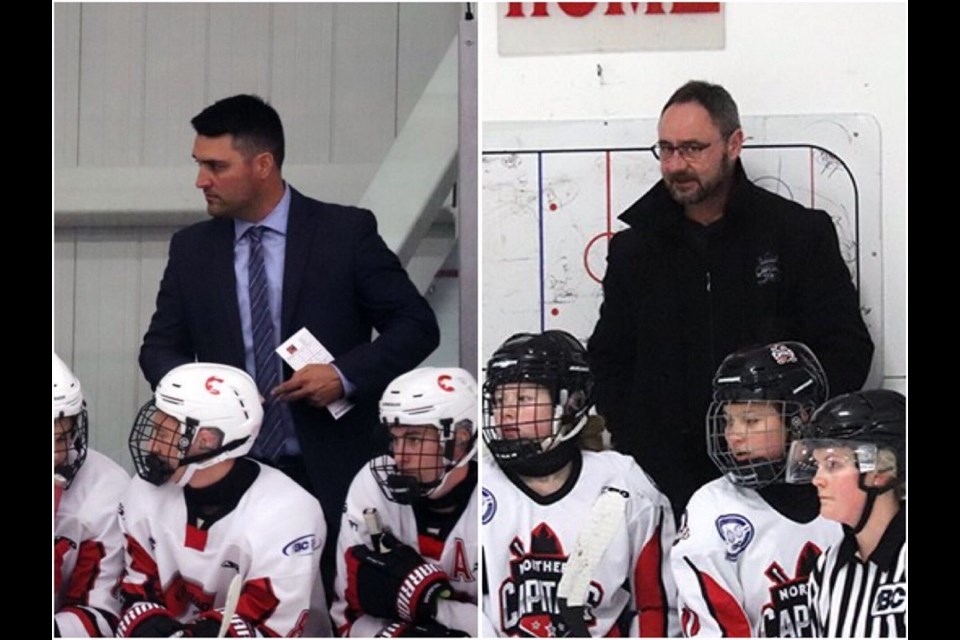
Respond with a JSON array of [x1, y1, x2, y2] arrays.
[[587, 160, 873, 514]]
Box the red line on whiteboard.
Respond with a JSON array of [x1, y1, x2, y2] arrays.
[[809, 148, 815, 208], [584, 232, 615, 284], [605, 151, 612, 235]]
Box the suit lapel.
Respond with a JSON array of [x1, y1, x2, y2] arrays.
[[282, 188, 321, 338], [210, 219, 246, 366]]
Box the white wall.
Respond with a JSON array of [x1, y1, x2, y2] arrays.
[[480, 2, 906, 392], [54, 3, 463, 469]]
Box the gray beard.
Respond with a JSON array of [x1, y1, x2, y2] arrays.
[[665, 156, 733, 206]]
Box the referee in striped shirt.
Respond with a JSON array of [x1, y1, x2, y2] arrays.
[[785, 389, 906, 637]]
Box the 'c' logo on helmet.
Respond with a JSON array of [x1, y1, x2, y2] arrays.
[[437, 374, 455, 392], [205, 376, 224, 395]]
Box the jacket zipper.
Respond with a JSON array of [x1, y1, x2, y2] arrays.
[[706, 270, 715, 365]]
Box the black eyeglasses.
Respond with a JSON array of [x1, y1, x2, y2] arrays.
[[652, 138, 725, 162]]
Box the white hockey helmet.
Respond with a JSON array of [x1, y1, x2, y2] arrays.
[[372, 367, 478, 503], [53, 353, 88, 487], [129, 363, 263, 486]]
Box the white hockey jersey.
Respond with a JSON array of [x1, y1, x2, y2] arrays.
[[55, 449, 129, 637], [671, 478, 843, 637], [482, 451, 678, 637], [332, 457, 479, 637], [116, 462, 326, 637]]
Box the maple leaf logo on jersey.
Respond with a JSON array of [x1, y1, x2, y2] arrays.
[[760, 541, 822, 637], [498, 523, 604, 637]]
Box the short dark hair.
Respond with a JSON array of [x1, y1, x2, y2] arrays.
[[662, 81, 741, 137], [191, 94, 285, 169]]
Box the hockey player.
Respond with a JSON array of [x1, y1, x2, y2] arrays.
[[671, 342, 842, 637], [115, 363, 327, 637], [54, 353, 129, 637], [481, 330, 678, 637], [332, 367, 479, 637], [786, 389, 906, 637]]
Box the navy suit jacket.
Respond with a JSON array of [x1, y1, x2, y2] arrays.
[[139, 187, 440, 520]]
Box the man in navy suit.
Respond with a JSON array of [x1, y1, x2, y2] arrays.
[[139, 94, 440, 591]]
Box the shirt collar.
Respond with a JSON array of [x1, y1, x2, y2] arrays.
[[837, 503, 905, 570], [234, 183, 291, 241]]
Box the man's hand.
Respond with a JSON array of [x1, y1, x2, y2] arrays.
[[272, 364, 344, 407]]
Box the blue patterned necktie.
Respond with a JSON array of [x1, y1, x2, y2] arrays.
[[246, 226, 286, 461]]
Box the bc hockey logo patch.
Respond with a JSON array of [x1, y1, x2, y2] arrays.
[[716, 514, 754, 561], [282, 534, 319, 556], [871, 583, 906, 615], [482, 487, 497, 524]]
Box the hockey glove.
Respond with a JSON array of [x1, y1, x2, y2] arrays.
[[376, 620, 471, 637], [346, 532, 452, 622], [178, 610, 256, 637], [116, 602, 183, 637]]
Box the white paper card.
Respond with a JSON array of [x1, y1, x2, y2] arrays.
[[277, 328, 354, 419]]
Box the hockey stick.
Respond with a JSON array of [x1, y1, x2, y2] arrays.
[[363, 507, 385, 553], [217, 574, 243, 638], [54, 474, 67, 516], [556, 488, 628, 636]]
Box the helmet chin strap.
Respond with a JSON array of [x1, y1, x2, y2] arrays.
[[176, 464, 199, 488], [852, 474, 895, 534], [175, 437, 249, 487]]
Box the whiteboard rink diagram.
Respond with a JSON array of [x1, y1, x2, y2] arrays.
[[482, 115, 882, 383]]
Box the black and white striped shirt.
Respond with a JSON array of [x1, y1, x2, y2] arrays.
[[808, 507, 906, 637]]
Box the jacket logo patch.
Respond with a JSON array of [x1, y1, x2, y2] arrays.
[[755, 253, 781, 285], [716, 514, 754, 561]]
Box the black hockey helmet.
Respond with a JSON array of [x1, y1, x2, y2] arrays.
[[707, 342, 828, 488], [482, 330, 593, 476], [786, 389, 906, 531], [788, 389, 906, 484]]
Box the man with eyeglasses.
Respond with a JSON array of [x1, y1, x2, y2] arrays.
[[587, 80, 873, 520]]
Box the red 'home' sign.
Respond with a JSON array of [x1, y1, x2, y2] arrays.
[[498, 2, 725, 55]]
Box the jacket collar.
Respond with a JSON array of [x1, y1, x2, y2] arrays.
[[618, 159, 752, 234]]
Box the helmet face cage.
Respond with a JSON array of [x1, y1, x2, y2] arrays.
[[707, 399, 807, 488], [54, 410, 88, 487], [129, 399, 195, 486], [53, 354, 89, 486], [707, 342, 828, 488], [372, 419, 466, 504], [372, 367, 478, 504], [482, 331, 593, 472]]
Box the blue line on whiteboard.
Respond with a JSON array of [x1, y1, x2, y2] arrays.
[[538, 151, 545, 331]]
